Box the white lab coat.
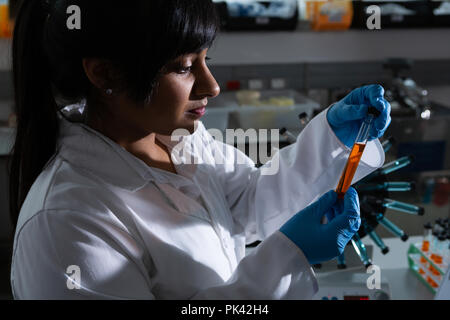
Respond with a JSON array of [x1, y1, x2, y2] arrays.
[[10, 107, 385, 300]]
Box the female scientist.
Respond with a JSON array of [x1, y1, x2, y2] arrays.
[[9, 0, 390, 299]]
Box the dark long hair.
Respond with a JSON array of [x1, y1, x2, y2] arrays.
[[9, 0, 220, 226]]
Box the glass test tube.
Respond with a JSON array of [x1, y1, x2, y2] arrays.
[[376, 213, 409, 241], [351, 233, 372, 268], [380, 156, 415, 176], [422, 222, 432, 253], [362, 156, 414, 182], [366, 224, 389, 255], [430, 230, 439, 261], [381, 137, 395, 153], [362, 219, 388, 254], [445, 238, 450, 267], [335, 107, 380, 199], [382, 198, 424, 216], [433, 233, 446, 265]]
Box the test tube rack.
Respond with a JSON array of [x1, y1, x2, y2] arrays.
[[408, 243, 448, 294], [346, 136, 424, 269]]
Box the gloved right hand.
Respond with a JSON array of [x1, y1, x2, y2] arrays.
[[327, 84, 391, 148], [279, 188, 361, 265]]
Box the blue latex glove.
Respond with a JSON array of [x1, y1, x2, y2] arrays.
[[327, 84, 391, 148], [280, 188, 361, 265]]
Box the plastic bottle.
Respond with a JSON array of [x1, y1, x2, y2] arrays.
[[0, 0, 12, 38]]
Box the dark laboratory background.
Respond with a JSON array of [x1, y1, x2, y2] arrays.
[[0, 0, 449, 300]]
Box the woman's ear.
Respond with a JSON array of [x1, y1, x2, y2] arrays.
[[82, 58, 116, 94]]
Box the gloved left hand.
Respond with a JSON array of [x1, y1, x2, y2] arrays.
[[279, 188, 361, 265], [327, 84, 391, 148]]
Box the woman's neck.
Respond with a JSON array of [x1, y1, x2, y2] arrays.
[[84, 102, 178, 175]]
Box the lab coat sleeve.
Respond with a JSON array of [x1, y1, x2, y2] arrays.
[[212, 108, 385, 243], [11, 209, 155, 300], [12, 210, 317, 300], [191, 230, 318, 299]]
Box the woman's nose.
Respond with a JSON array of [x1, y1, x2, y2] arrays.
[[194, 67, 220, 99]]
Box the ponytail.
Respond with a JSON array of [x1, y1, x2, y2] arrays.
[[9, 0, 59, 226]]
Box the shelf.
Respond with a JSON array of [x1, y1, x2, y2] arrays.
[[2, 29, 450, 71], [209, 28, 450, 65]]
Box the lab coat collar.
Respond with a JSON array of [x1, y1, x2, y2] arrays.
[[57, 115, 203, 192]]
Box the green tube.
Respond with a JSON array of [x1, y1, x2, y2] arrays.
[[383, 199, 424, 216], [377, 214, 409, 241], [351, 233, 372, 268], [380, 156, 414, 175], [363, 220, 389, 255], [357, 182, 413, 192], [360, 156, 414, 183], [384, 182, 414, 192], [381, 137, 395, 153], [368, 230, 389, 255]]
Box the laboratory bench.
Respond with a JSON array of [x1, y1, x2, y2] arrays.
[[362, 235, 438, 300], [309, 235, 443, 300], [245, 235, 441, 300]]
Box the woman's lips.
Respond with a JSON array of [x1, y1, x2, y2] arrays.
[[186, 106, 206, 117]]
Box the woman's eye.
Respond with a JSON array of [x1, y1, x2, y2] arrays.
[[178, 66, 192, 74]]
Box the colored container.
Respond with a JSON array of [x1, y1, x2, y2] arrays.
[[0, 0, 12, 38], [305, 0, 353, 31]]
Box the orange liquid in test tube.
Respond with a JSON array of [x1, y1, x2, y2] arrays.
[[421, 240, 430, 252], [433, 255, 443, 265], [420, 256, 427, 265], [336, 143, 366, 199]]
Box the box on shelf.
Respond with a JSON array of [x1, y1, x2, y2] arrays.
[[429, 0, 450, 27], [305, 0, 354, 31], [214, 1, 299, 31], [208, 89, 319, 131], [351, 1, 433, 29]]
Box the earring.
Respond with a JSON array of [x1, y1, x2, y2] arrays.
[[105, 89, 113, 96]]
